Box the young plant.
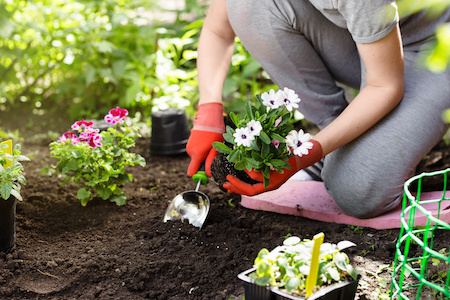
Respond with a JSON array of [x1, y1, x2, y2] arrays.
[[250, 236, 360, 297], [49, 107, 146, 206], [0, 142, 30, 201], [213, 88, 313, 188]]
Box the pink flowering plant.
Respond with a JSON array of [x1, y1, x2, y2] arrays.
[[213, 88, 314, 188], [49, 107, 146, 206]]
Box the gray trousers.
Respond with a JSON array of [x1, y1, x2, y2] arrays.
[[227, 0, 450, 218]]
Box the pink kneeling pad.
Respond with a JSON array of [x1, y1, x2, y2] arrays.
[[240, 180, 450, 229]]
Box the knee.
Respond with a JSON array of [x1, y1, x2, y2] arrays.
[[322, 168, 403, 219]]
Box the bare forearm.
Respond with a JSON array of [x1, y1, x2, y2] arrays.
[[315, 25, 404, 156], [197, 0, 236, 105], [314, 84, 403, 155], [197, 29, 235, 105]]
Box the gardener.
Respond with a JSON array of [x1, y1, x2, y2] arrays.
[[186, 0, 450, 219]]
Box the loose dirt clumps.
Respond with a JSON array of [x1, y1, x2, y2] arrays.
[[0, 136, 449, 299]]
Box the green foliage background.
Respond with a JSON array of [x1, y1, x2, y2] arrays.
[[0, 0, 275, 128], [0, 0, 448, 129]]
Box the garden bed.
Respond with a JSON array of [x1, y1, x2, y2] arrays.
[[0, 132, 449, 299]]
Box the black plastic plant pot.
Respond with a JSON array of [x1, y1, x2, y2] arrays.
[[0, 196, 16, 253], [150, 108, 190, 156], [238, 268, 359, 300]]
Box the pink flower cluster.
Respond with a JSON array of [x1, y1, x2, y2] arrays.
[[58, 120, 102, 148], [57, 107, 129, 148], [104, 107, 129, 125]]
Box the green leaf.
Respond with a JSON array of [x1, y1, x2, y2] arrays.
[[256, 260, 272, 277], [0, 11, 15, 39], [122, 83, 141, 106], [1, 181, 12, 200], [334, 252, 350, 272], [251, 151, 264, 162], [249, 139, 260, 151], [261, 143, 270, 158], [110, 194, 126, 206], [270, 132, 285, 142], [337, 241, 356, 251], [84, 64, 96, 86], [10, 188, 21, 201], [259, 131, 271, 144], [234, 161, 245, 170], [244, 157, 259, 171], [328, 267, 341, 281], [77, 188, 92, 206], [93, 40, 116, 53], [227, 149, 241, 163], [346, 264, 361, 281], [255, 276, 271, 287], [71, 149, 83, 159], [229, 112, 239, 127], [223, 126, 235, 144], [112, 60, 128, 79], [245, 100, 254, 120], [15, 155, 30, 162], [62, 160, 79, 174], [255, 248, 269, 264], [269, 159, 284, 167], [96, 187, 112, 200], [263, 176, 270, 188], [212, 142, 231, 154], [285, 276, 301, 292]]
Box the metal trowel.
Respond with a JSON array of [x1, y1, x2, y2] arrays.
[[163, 164, 210, 229]]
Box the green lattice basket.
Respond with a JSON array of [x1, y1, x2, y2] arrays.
[[391, 168, 450, 300]]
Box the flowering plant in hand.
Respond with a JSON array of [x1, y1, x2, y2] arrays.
[[49, 107, 146, 206], [212, 88, 314, 188]]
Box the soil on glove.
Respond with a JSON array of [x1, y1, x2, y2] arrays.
[[0, 129, 449, 300]]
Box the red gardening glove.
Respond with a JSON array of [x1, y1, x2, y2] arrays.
[[186, 102, 225, 177], [223, 139, 323, 196]]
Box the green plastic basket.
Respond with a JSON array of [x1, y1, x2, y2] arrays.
[[391, 169, 450, 300]]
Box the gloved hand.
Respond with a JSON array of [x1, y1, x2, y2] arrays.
[[186, 102, 225, 177], [223, 139, 323, 196]]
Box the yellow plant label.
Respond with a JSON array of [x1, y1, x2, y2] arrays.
[[305, 232, 325, 298], [0, 139, 13, 168]]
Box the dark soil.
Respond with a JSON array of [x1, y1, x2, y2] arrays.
[[211, 152, 258, 192], [0, 127, 449, 299]]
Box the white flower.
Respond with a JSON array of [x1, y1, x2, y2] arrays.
[[246, 120, 262, 137], [233, 127, 255, 147], [286, 129, 313, 157], [261, 89, 282, 109], [278, 87, 300, 111]]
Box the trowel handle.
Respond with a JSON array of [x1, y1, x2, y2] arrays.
[[192, 162, 209, 185]]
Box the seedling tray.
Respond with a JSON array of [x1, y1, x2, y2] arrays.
[[238, 268, 359, 300]]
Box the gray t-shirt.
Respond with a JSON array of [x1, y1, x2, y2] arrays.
[[308, 0, 450, 48], [308, 0, 398, 43]]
